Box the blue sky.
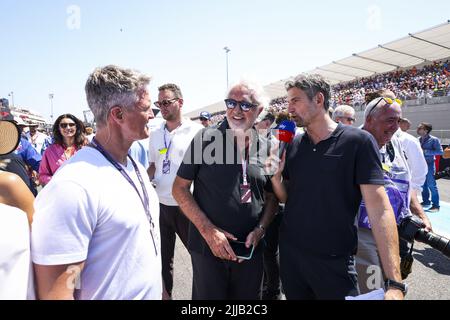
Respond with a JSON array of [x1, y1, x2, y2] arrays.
[[1, 0, 449, 121]]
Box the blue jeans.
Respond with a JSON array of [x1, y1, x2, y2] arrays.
[[422, 161, 440, 208]]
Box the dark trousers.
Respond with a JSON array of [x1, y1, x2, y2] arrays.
[[160, 203, 190, 297], [190, 249, 264, 300], [279, 242, 359, 300], [262, 210, 283, 300]]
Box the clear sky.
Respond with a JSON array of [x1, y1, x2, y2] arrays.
[[1, 0, 449, 121]]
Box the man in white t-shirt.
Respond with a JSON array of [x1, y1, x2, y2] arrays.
[[148, 83, 202, 298], [26, 124, 50, 155], [32, 65, 162, 300]]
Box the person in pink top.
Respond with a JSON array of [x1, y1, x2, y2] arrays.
[[39, 114, 86, 186]]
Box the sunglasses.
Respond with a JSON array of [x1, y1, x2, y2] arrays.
[[366, 97, 402, 118], [154, 98, 179, 108], [60, 123, 76, 129], [224, 99, 258, 112]]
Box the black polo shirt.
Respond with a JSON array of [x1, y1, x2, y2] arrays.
[[0, 153, 37, 196], [177, 119, 273, 256], [281, 124, 384, 257]]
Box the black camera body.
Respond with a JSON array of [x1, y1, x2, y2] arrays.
[[434, 167, 450, 180], [398, 215, 450, 258]]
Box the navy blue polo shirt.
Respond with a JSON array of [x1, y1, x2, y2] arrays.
[[177, 119, 273, 256], [281, 124, 384, 256]]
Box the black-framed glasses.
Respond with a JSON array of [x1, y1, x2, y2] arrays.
[[346, 117, 356, 123], [154, 98, 179, 108], [224, 99, 258, 112], [366, 97, 402, 118], [60, 123, 76, 129]]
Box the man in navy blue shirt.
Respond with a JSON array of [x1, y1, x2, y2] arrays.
[[417, 122, 443, 212], [270, 74, 404, 300]]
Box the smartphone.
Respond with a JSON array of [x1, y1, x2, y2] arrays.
[[229, 240, 254, 260]]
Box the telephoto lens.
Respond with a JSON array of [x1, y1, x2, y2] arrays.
[[398, 216, 450, 258]]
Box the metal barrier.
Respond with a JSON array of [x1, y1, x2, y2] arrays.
[[403, 98, 426, 107], [427, 96, 450, 105]]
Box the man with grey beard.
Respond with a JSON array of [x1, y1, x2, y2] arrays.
[[270, 74, 404, 300], [173, 80, 278, 300]]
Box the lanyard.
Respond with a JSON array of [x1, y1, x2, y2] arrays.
[[241, 143, 251, 186], [242, 156, 248, 185], [90, 138, 158, 256], [163, 127, 173, 161]]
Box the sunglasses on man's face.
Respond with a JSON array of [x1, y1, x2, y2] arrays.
[[224, 99, 258, 112], [366, 97, 402, 118], [60, 123, 76, 129], [154, 98, 179, 108]]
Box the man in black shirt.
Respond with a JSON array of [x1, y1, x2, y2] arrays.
[[173, 81, 278, 299], [0, 153, 37, 196], [270, 74, 404, 300]]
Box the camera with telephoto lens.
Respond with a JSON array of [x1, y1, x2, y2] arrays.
[[434, 167, 450, 180], [398, 215, 450, 258]]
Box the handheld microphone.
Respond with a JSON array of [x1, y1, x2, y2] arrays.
[[276, 120, 296, 158]]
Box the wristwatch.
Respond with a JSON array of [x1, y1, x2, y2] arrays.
[[385, 279, 408, 295]]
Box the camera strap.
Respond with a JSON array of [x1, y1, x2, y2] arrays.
[[400, 242, 415, 280]]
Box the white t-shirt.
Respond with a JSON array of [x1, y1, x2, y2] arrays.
[[395, 129, 427, 191], [32, 147, 162, 300], [26, 131, 49, 154], [0, 204, 34, 300], [149, 120, 202, 206]]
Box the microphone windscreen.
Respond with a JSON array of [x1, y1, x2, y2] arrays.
[[277, 120, 296, 143]]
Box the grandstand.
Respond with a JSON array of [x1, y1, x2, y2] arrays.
[[185, 21, 450, 143]]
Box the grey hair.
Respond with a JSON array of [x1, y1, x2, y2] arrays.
[[285, 74, 331, 110], [364, 97, 384, 120], [333, 105, 355, 121], [226, 79, 269, 109], [85, 65, 151, 126]]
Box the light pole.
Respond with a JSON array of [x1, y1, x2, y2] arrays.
[[49, 93, 54, 123], [8, 91, 14, 107], [223, 46, 231, 89]]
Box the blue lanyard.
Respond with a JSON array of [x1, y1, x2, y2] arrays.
[[163, 127, 172, 161], [90, 138, 158, 256]]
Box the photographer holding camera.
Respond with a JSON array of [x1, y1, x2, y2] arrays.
[[359, 96, 413, 294]]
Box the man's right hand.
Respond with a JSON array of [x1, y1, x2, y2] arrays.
[[202, 225, 238, 261]]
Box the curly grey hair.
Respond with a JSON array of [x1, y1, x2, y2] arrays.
[[226, 79, 269, 109], [85, 65, 151, 127]]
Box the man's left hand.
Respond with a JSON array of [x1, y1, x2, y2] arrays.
[[236, 228, 265, 263]]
